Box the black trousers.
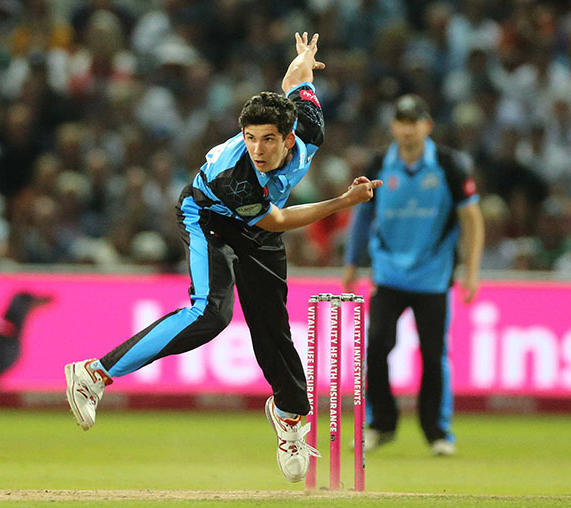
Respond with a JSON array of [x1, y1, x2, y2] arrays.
[[367, 285, 454, 443], [101, 205, 310, 415]]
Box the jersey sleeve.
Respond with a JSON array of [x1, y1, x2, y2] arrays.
[[439, 148, 479, 208], [343, 151, 385, 265], [246, 202, 274, 227], [286, 82, 324, 147], [344, 200, 375, 266]]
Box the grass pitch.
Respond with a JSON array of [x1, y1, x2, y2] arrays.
[[0, 409, 569, 506]]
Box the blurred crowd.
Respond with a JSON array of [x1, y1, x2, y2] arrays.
[[0, 0, 570, 273]]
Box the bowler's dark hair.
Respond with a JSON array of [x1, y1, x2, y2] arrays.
[[239, 92, 297, 137]]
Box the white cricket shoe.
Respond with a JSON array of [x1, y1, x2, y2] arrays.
[[265, 396, 321, 483], [432, 439, 456, 456], [65, 359, 113, 431], [351, 428, 396, 452], [365, 428, 396, 452]]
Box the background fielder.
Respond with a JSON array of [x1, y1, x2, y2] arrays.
[[343, 94, 484, 456]]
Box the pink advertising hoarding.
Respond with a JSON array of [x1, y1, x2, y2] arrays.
[[0, 274, 570, 397]]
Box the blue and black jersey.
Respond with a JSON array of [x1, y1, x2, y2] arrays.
[[345, 138, 479, 293], [179, 82, 324, 233]]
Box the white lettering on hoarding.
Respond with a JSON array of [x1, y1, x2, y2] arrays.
[[502, 327, 558, 389], [561, 331, 571, 388], [179, 347, 206, 383], [471, 302, 570, 391], [471, 303, 498, 388], [210, 323, 259, 385], [132, 300, 162, 383]]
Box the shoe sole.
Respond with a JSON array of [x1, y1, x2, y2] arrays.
[[432, 441, 456, 456], [265, 398, 303, 483], [64, 363, 93, 431], [433, 448, 455, 457]]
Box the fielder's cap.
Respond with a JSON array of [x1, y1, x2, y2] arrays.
[[394, 94, 431, 121]]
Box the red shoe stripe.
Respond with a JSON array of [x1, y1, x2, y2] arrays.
[[282, 415, 301, 426], [85, 360, 113, 386]]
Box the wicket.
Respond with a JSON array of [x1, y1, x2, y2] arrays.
[[306, 293, 365, 491]]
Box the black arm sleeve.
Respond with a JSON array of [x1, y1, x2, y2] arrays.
[[288, 85, 325, 147], [437, 146, 478, 205]]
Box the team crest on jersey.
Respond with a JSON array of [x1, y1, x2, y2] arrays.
[[421, 173, 440, 189], [300, 89, 321, 108], [388, 175, 399, 190], [236, 203, 263, 216]]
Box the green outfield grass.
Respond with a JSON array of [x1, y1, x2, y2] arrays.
[[0, 409, 569, 506]]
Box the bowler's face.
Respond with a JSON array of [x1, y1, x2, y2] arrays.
[[243, 124, 295, 173], [391, 118, 433, 149]]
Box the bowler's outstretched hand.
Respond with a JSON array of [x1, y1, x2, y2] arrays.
[[295, 32, 326, 70], [345, 177, 383, 205]]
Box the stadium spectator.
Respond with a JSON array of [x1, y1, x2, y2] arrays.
[[70, 0, 135, 47], [0, 102, 43, 216], [406, 2, 455, 83], [80, 148, 113, 238], [479, 194, 518, 270], [31, 153, 62, 199], [340, 0, 406, 52], [531, 196, 571, 271], [106, 165, 156, 260], [443, 46, 496, 106], [448, 102, 488, 165], [131, 0, 185, 58], [18, 195, 69, 263], [17, 53, 78, 147], [304, 154, 352, 265], [491, 127, 549, 237], [53, 122, 85, 173], [542, 94, 571, 189], [68, 9, 136, 106], [134, 37, 200, 143], [2, 0, 72, 97], [447, 0, 501, 69], [342, 94, 484, 456]]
